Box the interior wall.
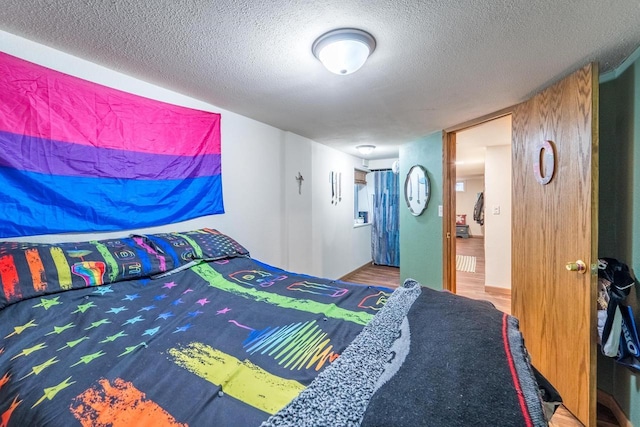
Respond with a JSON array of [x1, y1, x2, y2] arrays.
[[598, 55, 640, 426], [484, 145, 512, 289], [456, 177, 484, 237], [399, 132, 443, 289], [284, 132, 313, 274], [310, 143, 373, 278], [0, 30, 371, 280], [367, 159, 397, 170]]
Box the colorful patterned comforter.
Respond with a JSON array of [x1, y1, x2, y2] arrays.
[[0, 229, 387, 425], [0, 229, 551, 426]]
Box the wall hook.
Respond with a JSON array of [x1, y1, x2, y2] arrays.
[[295, 172, 304, 195]]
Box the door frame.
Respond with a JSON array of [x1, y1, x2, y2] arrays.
[[442, 107, 513, 294]]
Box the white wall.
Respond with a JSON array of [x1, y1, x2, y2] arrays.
[[484, 145, 512, 289], [456, 177, 484, 237], [0, 30, 370, 279], [367, 159, 397, 170], [284, 132, 313, 273], [310, 144, 372, 278]]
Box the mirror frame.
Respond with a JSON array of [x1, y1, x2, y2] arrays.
[[404, 165, 430, 216]]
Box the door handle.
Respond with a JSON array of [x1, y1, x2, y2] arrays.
[[566, 260, 587, 274]]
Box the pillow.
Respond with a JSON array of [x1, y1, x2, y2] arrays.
[[456, 214, 467, 225], [136, 228, 249, 266], [0, 236, 173, 309]]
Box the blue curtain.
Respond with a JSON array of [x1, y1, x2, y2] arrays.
[[371, 170, 400, 266]]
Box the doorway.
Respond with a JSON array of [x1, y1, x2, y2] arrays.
[[442, 64, 599, 426], [448, 115, 513, 314]]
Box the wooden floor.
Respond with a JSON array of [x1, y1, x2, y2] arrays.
[[341, 238, 601, 427], [455, 236, 511, 313], [341, 263, 401, 288]]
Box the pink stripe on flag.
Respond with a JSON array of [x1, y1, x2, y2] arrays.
[[0, 52, 220, 156]]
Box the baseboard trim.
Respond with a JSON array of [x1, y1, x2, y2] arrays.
[[484, 285, 511, 297], [597, 389, 633, 427]]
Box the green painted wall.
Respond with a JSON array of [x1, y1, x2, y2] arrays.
[[598, 58, 640, 426], [399, 132, 443, 289]]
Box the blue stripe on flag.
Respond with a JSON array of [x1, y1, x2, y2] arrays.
[[0, 166, 224, 238]]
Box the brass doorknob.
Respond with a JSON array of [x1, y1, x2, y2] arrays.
[[566, 260, 587, 274]]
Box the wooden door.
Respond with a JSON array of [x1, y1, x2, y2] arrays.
[[512, 63, 598, 426]]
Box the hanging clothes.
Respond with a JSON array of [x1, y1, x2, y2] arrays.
[[597, 257, 640, 372], [473, 192, 484, 226], [371, 170, 400, 267]]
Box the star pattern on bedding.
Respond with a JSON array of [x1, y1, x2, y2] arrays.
[[163, 282, 177, 289], [93, 286, 114, 296], [72, 302, 96, 314], [0, 253, 386, 426], [173, 324, 192, 333], [2, 276, 230, 413], [157, 312, 174, 320], [118, 343, 147, 357], [143, 327, 160, 336], [57, 337, 89, 351], [2, 274, 259, 395], [106, 306, 127, 314], [31, 377, 75, 408], [5, 320, 38, 338], [20, 357, 58, 380], [45, 323, 75, 335], [100, 331, 128, 343], [187, 310, 203, 318], [70, 350, 106, 367], [84, 319, 110, 330], [10, 343, 47, 361], [123, 316, 145, 326], [32, 297, 62, 310]]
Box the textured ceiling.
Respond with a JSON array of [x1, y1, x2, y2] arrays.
[[1, 1, 640, 159], [456, 115, 511, 178]]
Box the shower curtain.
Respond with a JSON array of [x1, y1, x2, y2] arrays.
[[371, 170, 400, 267]]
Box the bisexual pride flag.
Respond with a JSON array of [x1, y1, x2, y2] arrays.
[[0, 52, 223, 238]]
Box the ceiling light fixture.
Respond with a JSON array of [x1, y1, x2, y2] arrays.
[[312, 28, 376, 75], [356, 144, 376, 155]]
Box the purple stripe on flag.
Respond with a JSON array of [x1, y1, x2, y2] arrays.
[[0, 130, 220, 180]]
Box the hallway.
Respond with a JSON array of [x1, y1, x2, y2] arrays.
[[455, 236, 510, 313]]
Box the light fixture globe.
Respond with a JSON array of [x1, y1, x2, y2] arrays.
[[356, 144, 376, 155], [312, 28, 376, 75]]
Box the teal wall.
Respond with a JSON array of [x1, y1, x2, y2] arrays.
[[399, 132, 443, 289], [598, 57, 640, 426]]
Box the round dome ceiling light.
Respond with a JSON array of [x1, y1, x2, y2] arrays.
[[312, 28, 376, 75], [356, 144, 376, 155]]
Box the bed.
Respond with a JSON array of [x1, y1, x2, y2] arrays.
[[0, 228, 555, 426]]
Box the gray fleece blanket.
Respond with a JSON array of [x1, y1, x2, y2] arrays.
[[262, 279, 550, 427]]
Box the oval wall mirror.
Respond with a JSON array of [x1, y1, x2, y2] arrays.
[[404, 165, 430, 216]]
